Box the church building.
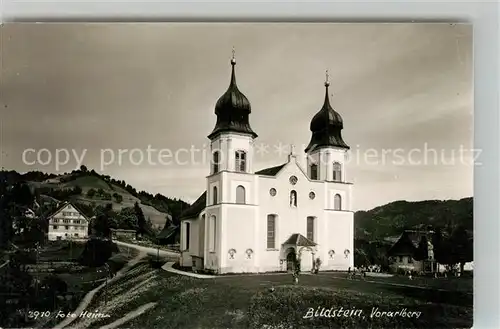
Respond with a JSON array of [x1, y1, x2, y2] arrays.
[[179, 53, 354, 274]]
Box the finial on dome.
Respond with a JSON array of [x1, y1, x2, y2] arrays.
[[231, 46, 236, 65], [325, 69, 330, 87]]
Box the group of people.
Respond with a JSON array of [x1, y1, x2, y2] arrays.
[[347, 267, 367, 280]]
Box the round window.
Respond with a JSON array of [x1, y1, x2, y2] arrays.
[[309, 192, 316, 200], [270, 188, 277, 196], [289, 176, 298, 185]]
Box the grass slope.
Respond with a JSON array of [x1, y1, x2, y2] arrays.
[[67, 265, 472, 329]]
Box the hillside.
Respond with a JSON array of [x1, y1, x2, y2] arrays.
[[2, 169, 473, 242], [354, 197, 473, 242], [1, 169, 190, 229]]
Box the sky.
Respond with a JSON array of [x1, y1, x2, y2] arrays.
[[0, 23, 473, 211]]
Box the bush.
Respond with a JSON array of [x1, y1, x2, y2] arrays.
[[78, 238, 119, 267], [149, 259, 164, 269]]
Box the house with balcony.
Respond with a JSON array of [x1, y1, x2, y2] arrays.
[[46, 201, 90, 241]]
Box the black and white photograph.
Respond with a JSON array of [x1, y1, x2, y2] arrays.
[[1, 23, 473, 328]]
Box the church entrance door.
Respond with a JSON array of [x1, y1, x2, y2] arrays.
[[286, 251, 296, 272]]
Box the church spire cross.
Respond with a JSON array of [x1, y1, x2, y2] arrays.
[[231, 46, 236, 65]]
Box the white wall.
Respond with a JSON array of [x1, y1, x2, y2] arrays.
[[321, 210, 354, 271], [210, 132, 255, 173], [220, 205, 258, 273], [180, 219, 200, 267], [226, 172, 255, 204], [203, 205, 222, 271], [306, 147, 349, 182]]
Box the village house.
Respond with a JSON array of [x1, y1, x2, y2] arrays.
[[46, 202, 90, 241], [387, 229, 438, 273], [387, 229, 474, 274], [179, 54, 354, 274], [110, 228, 137, 241], [157, 225, 180, 247]]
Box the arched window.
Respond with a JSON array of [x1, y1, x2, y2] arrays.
[[213, 186, 218, 204], [235, 150, 247, 172], [213, 151, 220, 173], [209, 215, 216, 252], [267, 214, 277, 249], [333, 162, 342, 182], [310, 163, 318, 180], [290, 190, 297, 207], [236, 185, 246, 204], [306, 216, 315, 242], [184, 222, 191, 251], [334, 194, 342, 210]]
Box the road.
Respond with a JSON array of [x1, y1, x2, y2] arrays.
[[113, 240, 179, 259]]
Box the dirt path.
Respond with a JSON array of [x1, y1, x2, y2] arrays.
[[53, 251, 147, 329], [98, 302, 157, 329]]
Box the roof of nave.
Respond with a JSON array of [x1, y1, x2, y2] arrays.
[[255, 163, 287, 176], [179, 191, 207, 220]]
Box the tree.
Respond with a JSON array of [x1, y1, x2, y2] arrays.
[[414, 236, 429, 261], [116, 207, 137, 230], [1, 182, 36, 247], [93, 204, 114, 238], [113, 193, 123, 203], [80, 165, 88, 173], [134, 202, 146, 237], [449, 225, 473, 273], [87, 188, 96, 198], [73, 185, 82, 195]]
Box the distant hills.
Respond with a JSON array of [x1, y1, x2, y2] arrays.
[[0, 168, 190, 229], [354, 197, 473, 243], [1, 168, 473, 244]]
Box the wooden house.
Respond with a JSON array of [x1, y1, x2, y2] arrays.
[[387, 229, 437, 273]]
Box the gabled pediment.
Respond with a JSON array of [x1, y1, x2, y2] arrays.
[[48, 202, 90, 223], [256, 158, 312, 183]]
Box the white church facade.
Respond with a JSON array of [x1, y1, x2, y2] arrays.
[[179, 54, 354, 274]]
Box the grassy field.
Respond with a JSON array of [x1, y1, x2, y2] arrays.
[[38, 241, 87, 262], [65, 263, 472, 329]]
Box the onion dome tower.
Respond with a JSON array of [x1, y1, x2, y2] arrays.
[[304, 70, 349, 153], [208, 49, 258, 140]]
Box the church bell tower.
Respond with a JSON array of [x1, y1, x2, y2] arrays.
[[305, 71, 350, 182], [207, 49, 258, 205]]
